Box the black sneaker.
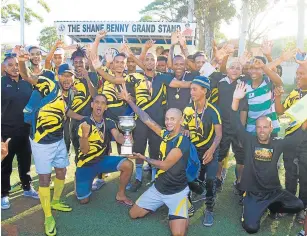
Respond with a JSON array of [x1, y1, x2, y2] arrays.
[[129, 180, 142, 192], [216, 178, 223, 193], [203, 210, 214, 227]]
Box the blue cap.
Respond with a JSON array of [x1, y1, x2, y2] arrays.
[[58, 64, 75, 76], [192, 76, 211, 91]]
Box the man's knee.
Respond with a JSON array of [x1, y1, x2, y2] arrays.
[[242, 221, 260, 234], [120, 159, 133, 171], [129, 205, 146, 219], [79, 197, 90, 204], [55, 167, 67, 179], [39, 174, 51, 187]]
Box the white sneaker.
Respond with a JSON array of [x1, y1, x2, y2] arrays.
[[23, 187, 39, 199], [92, 179, 106, 191], [1, 196, 10, 210]]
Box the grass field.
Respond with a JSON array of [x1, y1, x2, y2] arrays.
[[1, 124, 303, 236]]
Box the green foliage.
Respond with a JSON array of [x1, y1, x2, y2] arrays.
[[38, 26, 59, 50], [1, 0, 50, 24]]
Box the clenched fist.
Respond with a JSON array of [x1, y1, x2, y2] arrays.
[[81, 122, 91, 138]]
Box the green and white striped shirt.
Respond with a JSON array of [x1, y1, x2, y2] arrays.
[[243, 77, 280, 135]]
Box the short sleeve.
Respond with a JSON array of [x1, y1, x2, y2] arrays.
[[182, 107, 190, 127], [155, 73, 173, 86], [283, 90, 298, 110], [209, 105, 222, 125], [239, 97, 248, 112], [88, 72, 99, 88], [209, 72, 224, 89], [34, 76, 57, 97], [106, 118, 117, 133], [160, 129, 167, 138], [174, 136, 190, 154]]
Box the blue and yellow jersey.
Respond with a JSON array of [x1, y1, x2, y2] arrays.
[[155, 129, 190, 195], [283, 89, 307, 136], [77, 117, 116, 167], [183, 102, 222, 154], [31, 75, 67, 144]]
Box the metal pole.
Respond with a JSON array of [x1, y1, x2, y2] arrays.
[[238, 0, 249, 56], [20, 0, 25, 45], [297, 0, 305, 50], [188, 0, 194, 22]]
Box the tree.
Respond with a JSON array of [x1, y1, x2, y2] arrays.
[[38, 26, 59, 50], [1, 0, 50, 24], [139, 0, 236, 57]]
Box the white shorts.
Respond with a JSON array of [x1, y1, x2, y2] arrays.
[[136, 185, 189, 220], [30, 138, 69, 174]]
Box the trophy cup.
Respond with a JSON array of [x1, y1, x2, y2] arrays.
[[118, 116, 136, 155]]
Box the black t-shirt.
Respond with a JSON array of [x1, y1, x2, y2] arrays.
[[155, 129, 190, 195], [230, 110, 307, 192], [1, 75, 32, 137], [209, 72, 249, 134], [166, 71, 198, 111]]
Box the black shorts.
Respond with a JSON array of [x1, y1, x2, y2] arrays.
[[242, 190, 304, 234], [219, 133, 245, 164], [133, 119, 162, 160]]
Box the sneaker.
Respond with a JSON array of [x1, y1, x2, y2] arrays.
[[44, 216, 56, 236], [24, 187, 39, 199], [129, 180, 142, 192], [203, 209, 214, 227], [143, 164, 151, 171], [188, 204, 195, 217], [51, 201, 72, 212], [92, 179, 106, 191], [191, 191, 207, 203], [216, 178, 223, 193], [125, 183, 132, 190], [1, 196, 10, 210]]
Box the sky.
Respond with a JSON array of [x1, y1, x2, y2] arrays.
[[0, 0, 305, 46]]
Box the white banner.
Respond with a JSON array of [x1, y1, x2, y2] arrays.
[[54, 21, 196, 37]]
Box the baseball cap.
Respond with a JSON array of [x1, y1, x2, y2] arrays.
[[58, 64, 75, 76], [54, 48, 65, 55], [192, 76, 211, 92]]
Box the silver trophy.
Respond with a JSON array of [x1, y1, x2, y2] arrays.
[[118, 116, 136, 155]]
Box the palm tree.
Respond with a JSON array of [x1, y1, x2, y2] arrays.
[[1, 0, 50, 24]]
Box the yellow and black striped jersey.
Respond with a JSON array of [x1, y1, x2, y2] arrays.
[[125, 72, 173, 125], [183, 102, 222, 154], [31, 75, 67, 144], [77, 117, 116, 167], [283, 89, 307, 135]]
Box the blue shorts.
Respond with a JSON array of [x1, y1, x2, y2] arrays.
[[75, 155, 127, 200]]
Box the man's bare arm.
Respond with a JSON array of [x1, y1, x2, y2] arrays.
[[111, 128, 125, 145]]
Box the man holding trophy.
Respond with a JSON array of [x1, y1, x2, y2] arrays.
[[76, 94, 134, 206]]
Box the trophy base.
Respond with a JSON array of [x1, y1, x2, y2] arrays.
[[121, 146, 133, 155]]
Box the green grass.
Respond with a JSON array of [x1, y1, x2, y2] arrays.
[[2, 123, 303, 236]]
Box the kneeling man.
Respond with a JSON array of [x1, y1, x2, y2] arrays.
[[76, 94, 133, 206], [119, 85, 190, 236]]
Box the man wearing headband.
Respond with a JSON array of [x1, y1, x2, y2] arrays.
[[183, 76, 222, 227]]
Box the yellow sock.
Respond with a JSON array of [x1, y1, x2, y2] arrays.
[[52, 178, 65, 202], [39, 187, 52, 218]]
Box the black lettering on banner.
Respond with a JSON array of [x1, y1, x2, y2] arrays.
[[69, 24, 80, 32], [132, 24, 136, 32], [158, 25, 162, 33]]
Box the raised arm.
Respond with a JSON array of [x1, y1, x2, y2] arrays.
[[121, 43, 146, 71], [139, 40, 154, 62], [267, 48, 297, 70], [274, 86, 286, 115], [118, 84, 162, 136], [80, 68, 97, 97], [254, 59, 283, 87], [17, 47, 38, 85], [167, 44, 175, 70], [45, 40, 64, 69]]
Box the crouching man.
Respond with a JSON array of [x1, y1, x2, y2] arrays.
[[119, 84, 190, 236], [231, 82, 306, 234], [76, 94, 133, 206]]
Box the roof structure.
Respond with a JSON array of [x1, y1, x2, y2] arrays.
[[54, 21, 197, 45]]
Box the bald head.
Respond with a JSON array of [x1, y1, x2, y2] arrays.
[[256, 116, 273, 143], [165, 108, 183, 132]]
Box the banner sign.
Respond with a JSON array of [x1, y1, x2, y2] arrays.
[[55, 21, 196, 37]]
